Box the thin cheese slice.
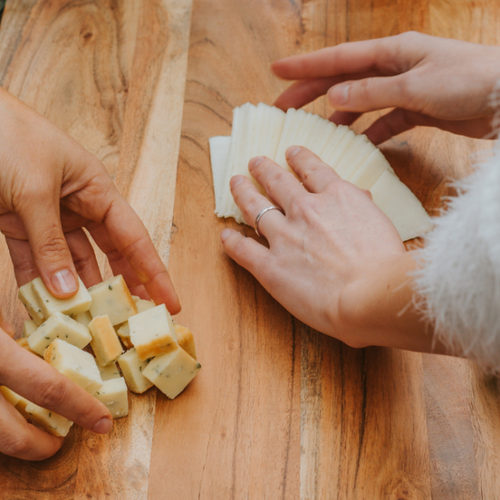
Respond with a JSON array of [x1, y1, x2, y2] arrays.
[[348, 148, 393, 190], [209, 136, 232, 215]]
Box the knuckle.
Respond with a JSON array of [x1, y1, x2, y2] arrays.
[[265, 170, 287, 194], [38, 377, 68, 410], [2, 433, 32, 458], [36, 232, 68, 261]]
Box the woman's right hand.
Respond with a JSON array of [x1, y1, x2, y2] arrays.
[[273, 32, 500, 144]]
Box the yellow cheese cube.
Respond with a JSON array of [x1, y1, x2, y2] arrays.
[[44, 339, 103, 394], [28, 312, 92, 356], [88, 275, 137, 326], [143, 346, 201, 399], [22, 319, 38, 338], [117, 348, 153, 394], [0, 387, 30, 419], [31, 276, 92, 318], [94, 378, 129, 419], [16, 337, 42, 357], [18, 282, 45, 325], [174, 324, 197, 360], [73, 311, 92, 327], [88, 315, 123, 366], [129, 304, 178, 361], [25, 402, 73, 437], [116, 322, 134, 349], [97, 361, 122, 381]]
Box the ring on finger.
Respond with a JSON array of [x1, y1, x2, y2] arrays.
[[254, 206, 285, 238]]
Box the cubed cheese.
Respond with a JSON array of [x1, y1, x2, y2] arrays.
[[28, 312, 92, 356], [88, 275, 137, 326], [97, 361, 122, 381], [18, 282, 45, 325], [88, 315, 123, 366], [16, 337, 42, 357], [116, 322, 134, 349], [136, 299, 155, 313], [143, 346, 201, 399], [129, 304, 177, 361], [31, 276, 92, 318], [0, 387, 30, 419], [131, 295, 140, 303], [117, 348, 153, 394], [73, 311, 92, 327], [174, 324, 197, 360], [94, 378, 129, 419], [22, 319, 38, 338], [44, 339, 103, 394], [25, 402, 73, 437]]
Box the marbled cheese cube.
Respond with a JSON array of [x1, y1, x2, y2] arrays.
[[16, 337, 42, 357], [28, 312, 92, 356], [95, 377, 129, 419], [116, 322, 134, 349], [31, 276, 92, 318], [25, 402, 73, 437], [88, 275, 137, 326], [88, 315, 123, 366], [22, 319, 38, 338], [143, 346, 201, 399], [117, 348, 153, 394], [0, 387, 30, 419], [73, 311, 92, 327], [18, 282, 45, 325], [174, 324, 197, 360], [129, 304, 178, 361], [44, 339, 103, 394], [97, 361, 122, 381], [136, 299, 155, 313]]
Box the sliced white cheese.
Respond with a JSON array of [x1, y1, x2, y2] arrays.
[[209, 136, 232, 215], [348, 148, 393, 190], [117, 348, 154, 394], [94, 377, 129, 419], [370, 170, 434, 241]]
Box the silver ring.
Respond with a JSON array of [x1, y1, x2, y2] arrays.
[[254, 206, 285, 238]]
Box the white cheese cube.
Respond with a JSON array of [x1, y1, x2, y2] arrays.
[[0, 387, 31, 419], [18, 282, 45, 325], [129, 304, 178, 361], [97, 361, 122, 381], [116, 322, 134, 349], [88, 315, 123, 366], [44, 339, 103, 394], [22, 319, 38, 338], [143, 346, 201, 399], [173, 324, 197, 360], [73, 311, 92, 327], [28, 312, 92, 356], [25, 402, 73, 437], [31, 276, 92, 318], [16, 337, 42, 357], [136, 299, 155, 314], [117, 348, 153, 394], [131, 295, 141, 303], [94, 378, 129, 419]]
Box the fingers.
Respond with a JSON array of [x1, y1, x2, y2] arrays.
[[17, 196, 78, 299], [230, 174, 286, 240], [329, 110, 362, 127], [272, 33, 426, 80], [6, 237, 38, 286], [285, 147, 340, 193], [247, 156, 305, 210], [0, 309, 14, 337], [0, 332, 112, 434], [65, 229, 102, 288]]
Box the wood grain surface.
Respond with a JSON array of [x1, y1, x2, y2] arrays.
[[1, 0, 500, 499]]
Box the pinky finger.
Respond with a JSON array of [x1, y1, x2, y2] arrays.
[[0, 395, 63, 461]]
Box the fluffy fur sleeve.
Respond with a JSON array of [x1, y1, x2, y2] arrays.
[[413, 144, 500, 373]]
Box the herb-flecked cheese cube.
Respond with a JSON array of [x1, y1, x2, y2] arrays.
[[22, 319, 38, 338], [25, 402, 73, 437], [143, 345, 201, 399], [16, 337, 42, 357], [136, 299, 155, 313], [116, 322, 134, 349], [0, 387, 30, 419], [117, 348, 153, 394], [44, 339, 103, 394], [28, 312, 92, 356], [129, 304, 178, 361], [73, 311, 92, 327], [95, 378, 129, 419], [97, 361, 122, 381], [18, 282, 45, 325], [88, 315, 123, 366], [88, 275, 137, 326], [31, 276, 92, 318], [173, 324, 197, 360]]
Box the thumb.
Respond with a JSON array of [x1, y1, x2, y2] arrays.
[[18, 193, 78, 299]]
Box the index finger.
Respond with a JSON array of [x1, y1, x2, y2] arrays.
[[272, 33, 426, 80], [0, 332, 112, 433]]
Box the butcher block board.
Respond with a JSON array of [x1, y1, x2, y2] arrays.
[[2, 0, 500, 499]]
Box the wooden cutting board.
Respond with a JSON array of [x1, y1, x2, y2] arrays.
[[2, 1, 500, 499]]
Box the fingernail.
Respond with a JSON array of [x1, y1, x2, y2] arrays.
[[230, 176, 245, 188], [248, 156, 264, 170], [51, 269, 78, 294], [329, 83, 350, 106], [221, 228, 232, 242], [92, 417, 113, 434], [286, 146, 301, 159]]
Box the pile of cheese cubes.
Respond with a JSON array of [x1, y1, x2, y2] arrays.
[[0, 275, 201, 438]]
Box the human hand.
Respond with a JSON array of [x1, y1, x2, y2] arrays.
[[0, 328, 113, 460], [0, 87, 180, 311], [220, 146, 413, 348], [273, 32, 500, 144]]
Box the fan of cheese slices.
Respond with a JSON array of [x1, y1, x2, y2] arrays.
[[210, 103, 434, 242], [0, 276, 200, 438]]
